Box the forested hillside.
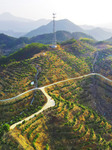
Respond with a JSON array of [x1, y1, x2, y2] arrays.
[[0, 39, 112, 150]]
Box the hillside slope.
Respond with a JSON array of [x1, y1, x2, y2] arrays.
[[2, 76, 112, 150], [1, 39, 112, 149], [0, 33, 29, 56], [0, 31, 94, 56], [0, 40, 94, 99]]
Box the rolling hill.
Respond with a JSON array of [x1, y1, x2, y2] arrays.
[[0, 31, 94, 56], [30, 31, 94, 44], [0, 39, 112, 149], [0, 33, 29, 55]]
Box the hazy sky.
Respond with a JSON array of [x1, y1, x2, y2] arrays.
[[0, 0, 112, 25]]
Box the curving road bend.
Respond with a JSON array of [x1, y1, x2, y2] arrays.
[[0, 88, 39, 102], [1, 73, 112, 102], [1, 72, 112, 129], [10, 87, 55, 129], [38, 73, 112, 89]]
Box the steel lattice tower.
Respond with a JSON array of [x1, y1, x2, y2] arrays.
[[52, 13, 57, 48]]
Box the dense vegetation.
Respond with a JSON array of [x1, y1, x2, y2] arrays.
[[37, 49, 91, 87], [0, 33, 29, 56], [47, 75, 112, 121], [0, 31, 94, 56], [0, 40, 95, 99], [2, 76, 112, 149], [1, 38, 112, 149], [0, 43, 48, 64], [0, 59, 36, 99], [0, 90, 46, 124], [0, 90, 46, 148], [30, 31, 94, 45]]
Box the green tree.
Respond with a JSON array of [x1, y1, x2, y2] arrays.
[[45, 144, 49, 150], [2, 124, 10, 132]]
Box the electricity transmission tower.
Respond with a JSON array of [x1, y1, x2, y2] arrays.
[[52, 13, 57, 48]]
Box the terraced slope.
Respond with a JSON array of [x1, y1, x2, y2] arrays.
[[47, 76, 112, 122], [37, 50, 90, 86], [0, 90, 46, 127], [4, 77, 112, 150], [0, 60, 37, 99], [95, 48, 112, 79], [0, 41, 95, 99], [1, 39, 112, 149]]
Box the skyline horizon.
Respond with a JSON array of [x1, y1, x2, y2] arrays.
[[1, 0, 112, 28], [1, 11, 112, 29]]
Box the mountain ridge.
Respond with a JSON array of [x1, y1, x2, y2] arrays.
[[0, 12, 112, 40], [0, 12, 51, 36], [25, 19, 84, 37], [85, 27, 112, 41], [0, 31, 94, 56], [25, 19, 112, 41]]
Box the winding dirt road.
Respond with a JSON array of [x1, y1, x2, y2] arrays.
[[1, 72, 112, 129], [10, 87, 55, 129], [9, 49, 112, 129], [1, 73, 112, 102]]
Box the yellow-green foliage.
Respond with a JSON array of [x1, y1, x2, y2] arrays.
[[0, 60, 36, 99], [38, 49, 91, 86]]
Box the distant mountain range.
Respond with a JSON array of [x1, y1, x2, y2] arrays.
[[80, 25, 95, 30], [0, 12, 112, 41], [106, 36, 112, 43], [0, 12, 51, 37], [25, 19, 112, 41], [85, 27, 112, 41]]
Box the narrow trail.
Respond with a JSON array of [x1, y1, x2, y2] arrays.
[[1, 73, 112, 102]]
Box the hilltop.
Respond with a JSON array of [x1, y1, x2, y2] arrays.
[[25, 19, 84, 37]]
